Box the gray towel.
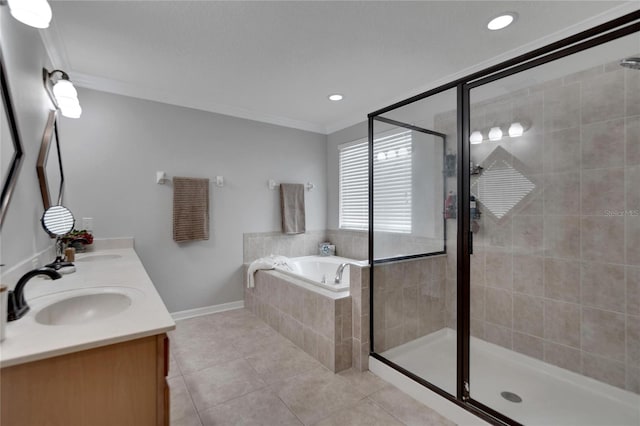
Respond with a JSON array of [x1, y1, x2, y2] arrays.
[[173, 177, 210, 242], [280, 183, 305, 234]]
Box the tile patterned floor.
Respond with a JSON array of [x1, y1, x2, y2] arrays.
[[168, 308, 456, 426]]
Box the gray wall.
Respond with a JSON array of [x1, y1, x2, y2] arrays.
[[59, 88, 327, 312], [0, 9, 55, 272]]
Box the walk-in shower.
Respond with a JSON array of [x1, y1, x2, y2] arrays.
[[368, 11, 640, 425]]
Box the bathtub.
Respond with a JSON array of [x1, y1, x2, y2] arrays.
[[275, 255, 366, 292]]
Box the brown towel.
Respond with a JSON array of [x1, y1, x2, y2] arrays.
[[173, 177, 209, 242], [280, 183, 305, 234]]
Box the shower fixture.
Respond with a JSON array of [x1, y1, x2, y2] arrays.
[[620, 57, 640, 70]]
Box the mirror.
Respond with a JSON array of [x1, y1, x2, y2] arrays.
[[41, 205, 75, 271], [37, 110, 64, 210], [0, 43, 25, 229]]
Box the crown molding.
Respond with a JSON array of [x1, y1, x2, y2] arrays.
[[71, 71, 327, 134], [38, 1, 638, 136], [38, 16, 71, 71]]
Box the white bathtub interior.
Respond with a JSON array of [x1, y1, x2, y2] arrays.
[[275, 255, 366, 292], [382, 329, 640, 426]]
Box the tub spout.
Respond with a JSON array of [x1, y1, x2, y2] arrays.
[[334, 263, 349, 284]]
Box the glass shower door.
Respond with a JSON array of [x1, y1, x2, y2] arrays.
[[466, 30, 640, 425], [370, 87, 459, 397]]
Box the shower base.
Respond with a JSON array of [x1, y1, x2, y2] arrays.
[[381, 329, 640, 425]]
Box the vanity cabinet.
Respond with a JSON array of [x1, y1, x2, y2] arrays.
[[0, 333, 170, 426]]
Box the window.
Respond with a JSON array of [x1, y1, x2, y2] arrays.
[[339, 129, 412, 233]]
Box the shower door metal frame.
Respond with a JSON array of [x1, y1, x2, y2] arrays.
[[368, 9, 640, 426], [369, 114, 448, 265]]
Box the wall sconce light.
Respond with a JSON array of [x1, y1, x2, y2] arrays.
[[470, 131, 484, 145], [508, 122, 524, 137], [7, 0, 52, 29], [469, 121, 529, 144], [488, 127, 503, 141], [43, 69, 82, 118]]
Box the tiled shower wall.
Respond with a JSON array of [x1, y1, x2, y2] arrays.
[[435, 61, 640, 393], [372, 256, 447, 353]]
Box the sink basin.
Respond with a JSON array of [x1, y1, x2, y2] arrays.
[[33, 287, 143, 326]]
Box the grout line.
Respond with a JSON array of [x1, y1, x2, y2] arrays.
[[578, 78, 584, 377], [365, 394, 412, 426]]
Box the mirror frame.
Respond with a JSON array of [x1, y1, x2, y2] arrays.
[[37, 110, 64, 210], [0, 43, 25, 229]]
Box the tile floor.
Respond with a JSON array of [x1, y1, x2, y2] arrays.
[[168, 308, 456, 426]]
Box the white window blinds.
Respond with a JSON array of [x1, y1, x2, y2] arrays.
[[339, 129, 412, 233]]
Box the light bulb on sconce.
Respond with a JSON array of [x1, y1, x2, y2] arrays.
[[508, 122, 524, 137], [469, 131, 484, 145], [7, 0, 52, 29], [488, 127, 503, 141], [43, 69, 82, 119]]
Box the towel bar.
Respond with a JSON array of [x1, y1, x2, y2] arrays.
[[268, 180, 314, 191]]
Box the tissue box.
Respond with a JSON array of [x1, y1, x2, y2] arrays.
[[318, 242, 335, 256]]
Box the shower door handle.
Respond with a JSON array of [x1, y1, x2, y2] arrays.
[[469, 231, 473, 255]]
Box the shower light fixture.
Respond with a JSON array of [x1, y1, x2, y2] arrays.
[[328, 94, 343, 101], [508, 122, 524, 137], [43, 69, 82, 118], [7, 0, 52, 29], [487, 13, 517, 31], [470, 131, 484, 145], [488, 127, 503, 141]]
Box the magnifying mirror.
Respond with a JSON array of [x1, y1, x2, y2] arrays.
[[41, 205, 75, 271]]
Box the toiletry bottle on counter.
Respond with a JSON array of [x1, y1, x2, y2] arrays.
[[65, 247, 76, 262]]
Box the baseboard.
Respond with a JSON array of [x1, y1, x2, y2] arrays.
[[171, 300, 245, 321]]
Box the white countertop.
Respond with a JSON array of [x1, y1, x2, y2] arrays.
[[0, 248, 175, 368]]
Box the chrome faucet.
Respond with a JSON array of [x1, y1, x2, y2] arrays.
[[334, 263, 349, 284], [7, 267, 62, 321]]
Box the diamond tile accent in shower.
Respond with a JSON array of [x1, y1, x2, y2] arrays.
[[471, 145, 539, 221]]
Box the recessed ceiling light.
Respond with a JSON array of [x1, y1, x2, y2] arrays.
[[328, 94, 344, 101], [487, 13, 517, 31]]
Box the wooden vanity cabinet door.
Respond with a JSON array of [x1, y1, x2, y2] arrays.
[[157, 333, 170, 426], [1, 333, 169, 426]]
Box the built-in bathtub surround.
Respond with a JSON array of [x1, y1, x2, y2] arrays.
[[325, 229, 443, 261], [349, 264, 371, 371], [435, 59, 640, 394], [243, 229, 370, 263], [245, 270, 353, 372], [243, 231, 327, 263], [372, 256, 447, 353], [325, 229, 368, 260]]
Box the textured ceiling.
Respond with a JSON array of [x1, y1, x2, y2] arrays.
[[44, 1, 633, 134]]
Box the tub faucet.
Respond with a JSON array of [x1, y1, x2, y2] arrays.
[[334, 263, 349, 284], [7, 267, 62, 321]]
